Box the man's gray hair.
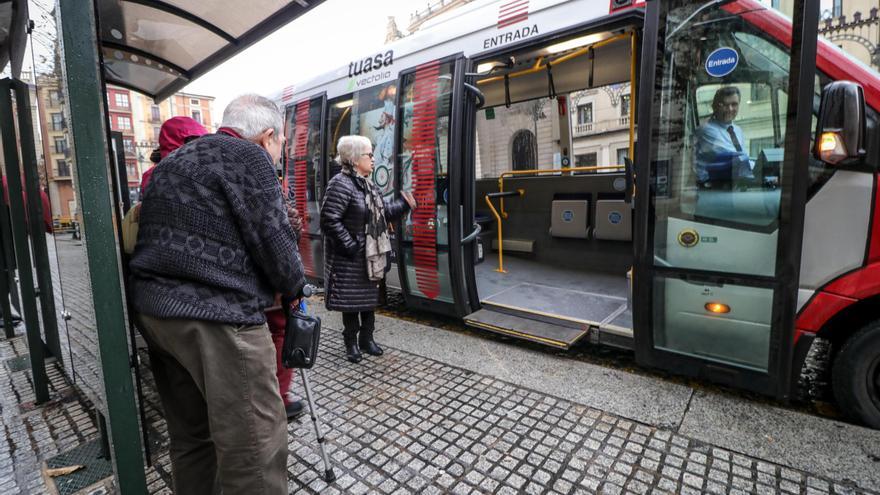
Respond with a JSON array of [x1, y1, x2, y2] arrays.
[[335, 135, 372, 169], [220, 94, 283, 141]]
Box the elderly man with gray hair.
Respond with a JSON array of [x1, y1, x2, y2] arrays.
[[130, 94, 304, 494]]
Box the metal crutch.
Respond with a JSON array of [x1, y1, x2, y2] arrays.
[[299, 368, 336, 482], [295, 285, 336, 483]]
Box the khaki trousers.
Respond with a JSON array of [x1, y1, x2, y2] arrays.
[[138, 315, 288, 495]]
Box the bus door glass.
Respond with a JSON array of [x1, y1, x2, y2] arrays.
[[284, 95, 326, 279], [634, 0, 817, 395], [394, 57, 472, 315]]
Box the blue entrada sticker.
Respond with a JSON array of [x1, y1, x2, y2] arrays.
[[705, 47, 738, 78]]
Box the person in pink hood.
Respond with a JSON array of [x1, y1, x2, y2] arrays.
[[140, 116, 208, 193], [2, 176, 52, 233]]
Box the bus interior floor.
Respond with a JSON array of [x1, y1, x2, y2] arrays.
[[476, 254, 631, 328]]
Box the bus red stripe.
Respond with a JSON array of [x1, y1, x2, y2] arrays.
[[291, 100, 315, 277], [499, 0, 528, 14], [498, 13, 529, 28], [409, 60, 442, 300]]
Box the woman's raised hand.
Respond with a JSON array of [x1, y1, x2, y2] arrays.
[[401, 190, 417, 210]]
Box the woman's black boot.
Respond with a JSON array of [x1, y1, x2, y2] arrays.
[[358, 324, 384, 356], [343, 327, 362, 363]]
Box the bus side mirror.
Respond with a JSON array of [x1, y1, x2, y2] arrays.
[[814, 81, 866, 166]]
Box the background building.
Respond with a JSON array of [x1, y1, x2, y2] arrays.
[[36, 74, 75, 224], [818, 0, 880, 70], [130, 91, 216, 196], [776, 0, 880, 71], [105, 85, 138, 190]]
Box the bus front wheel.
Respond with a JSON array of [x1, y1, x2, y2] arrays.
[[832, 320, 880, 429]]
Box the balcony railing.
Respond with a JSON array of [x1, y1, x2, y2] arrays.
[[572, 117, 633, 137], [574, 122, 593, 134]]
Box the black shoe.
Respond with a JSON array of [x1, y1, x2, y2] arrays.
[[285, 400, 304, 421], [344, 335, 362, 363], [358, 326, 384, 356]]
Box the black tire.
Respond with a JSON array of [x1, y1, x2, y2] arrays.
[[832, 320, 880, 429]]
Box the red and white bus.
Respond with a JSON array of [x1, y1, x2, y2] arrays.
[[275, 0, 880, 428]]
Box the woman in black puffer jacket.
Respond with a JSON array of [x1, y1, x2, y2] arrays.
[[321, 135, 416, 363]]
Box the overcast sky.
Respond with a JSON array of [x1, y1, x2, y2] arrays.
[[183, 0, 417, 116]]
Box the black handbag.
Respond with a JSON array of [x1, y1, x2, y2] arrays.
[[281, 299, 322, 369]]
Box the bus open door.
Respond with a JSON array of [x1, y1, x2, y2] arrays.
[[632, 0, 821, 397], [391, 55, 482, 317]]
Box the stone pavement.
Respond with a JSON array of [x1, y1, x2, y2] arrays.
[[0, 334, 100, 494], [3, 299, 880, 494]]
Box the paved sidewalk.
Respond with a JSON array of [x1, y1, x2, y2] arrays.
[[4, 301, 880, 494], [0, 334, 100, 494]]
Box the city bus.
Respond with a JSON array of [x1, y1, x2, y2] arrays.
[[273, 0, 880, 428]]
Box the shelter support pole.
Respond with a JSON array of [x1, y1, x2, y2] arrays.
[[58, 1, 148, 492], [12, 79, 62, 362], [0, 78, 49, 402]]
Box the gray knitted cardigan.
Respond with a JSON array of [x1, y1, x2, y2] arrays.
[[130, 133, 305, 325]]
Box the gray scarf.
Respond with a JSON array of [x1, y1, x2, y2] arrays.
[[343, 166, 391, 281]]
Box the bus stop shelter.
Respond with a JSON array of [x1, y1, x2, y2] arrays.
[[0, 1, 322, 492]]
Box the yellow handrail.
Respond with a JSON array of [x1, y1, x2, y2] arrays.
[[476, 33, 631, 86], [498, 165, 624, 218], [485, 189, 524, 273]]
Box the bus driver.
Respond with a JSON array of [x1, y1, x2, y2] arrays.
[[694, 86, 755, 189]]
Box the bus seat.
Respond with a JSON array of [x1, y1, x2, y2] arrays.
[[549, 200, 590, 239], [594, 200, 631, 241]]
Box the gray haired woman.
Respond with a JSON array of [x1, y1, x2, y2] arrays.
[[321, 135, 416, 363]]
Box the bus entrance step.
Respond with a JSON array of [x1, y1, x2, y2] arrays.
[[464, 308, 589, 350]]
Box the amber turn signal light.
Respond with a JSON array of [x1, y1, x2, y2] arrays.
[[704, 302, 730, 314], [818, 131, 848, 165]]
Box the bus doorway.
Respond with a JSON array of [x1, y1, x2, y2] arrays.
[[463, 27, 639, 349]]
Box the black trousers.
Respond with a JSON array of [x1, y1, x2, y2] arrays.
[[342, 311, 375, 334]]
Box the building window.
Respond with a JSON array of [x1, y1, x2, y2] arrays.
[[191, 109, 202, 124], [153, 126, 161, 140], [511, 129, 537, 171], [833, 0, 842, 17], [190, 98, 200, 106], [49, 90, 62, 106], [114, 92, 129, 108], [616, 147, 630, 167], [576, 103, 593, 124], [123, 137, 135, 155], [54, 137, 67, 154], [151, 105, 161, 122], [127, 164, 138, 180], [749, 136, 776, 158], [752, 83, 771, 101], [117, 115, 132, 130], [771, 0, 780, 9], [51, 112, 64, 131], [575, 152, 597, 168], [55, 159, 70, 177], [620, 94, 631, 117]]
